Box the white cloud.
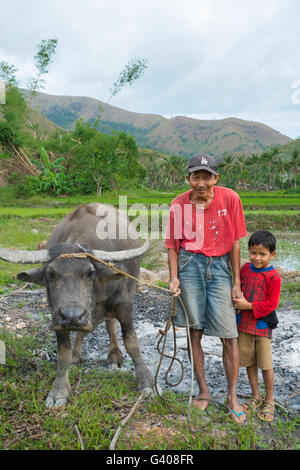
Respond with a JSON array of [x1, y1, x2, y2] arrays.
[[0, 0, 300, 137]]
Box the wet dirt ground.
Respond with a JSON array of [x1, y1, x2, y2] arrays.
[[1, 285, 299, 414]]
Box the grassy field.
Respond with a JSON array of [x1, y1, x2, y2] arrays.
[[1, 186, 300, 207], [0, 328, 299, 450], [0, 188, 300, 450]]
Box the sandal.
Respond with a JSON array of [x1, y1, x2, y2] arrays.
[[242, 397, 263, 414], [229, 408, 246, 424], [258, 402, 275, 422]]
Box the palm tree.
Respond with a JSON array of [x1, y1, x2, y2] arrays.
[[268, 147, 279, 189], [236, 154, 247, 180], [273, 154, 286, 191], [245, 154, 258, 189], [291, 149, 300, 188], [222, 154, 236, 187]]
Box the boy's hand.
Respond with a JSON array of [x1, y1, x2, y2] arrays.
[[169, 277, 181, 297], [233, 294, 252, 311]]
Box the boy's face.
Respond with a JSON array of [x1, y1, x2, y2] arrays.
[[249, 244, 276, 269]]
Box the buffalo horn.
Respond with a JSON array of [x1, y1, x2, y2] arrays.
[[0, 247, 51, 264], [91, 239, 150, 261], [0, 240, 150, 265]]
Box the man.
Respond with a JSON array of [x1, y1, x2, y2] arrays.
[[165, 154, 247, 424]]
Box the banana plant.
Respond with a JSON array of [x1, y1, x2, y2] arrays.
[[31, 145, 65, 172]]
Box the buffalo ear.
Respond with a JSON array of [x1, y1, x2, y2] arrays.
[[16, 267, 46, 286]]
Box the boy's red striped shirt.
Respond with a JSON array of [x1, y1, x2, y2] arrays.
[[237, 262, 282, 339]]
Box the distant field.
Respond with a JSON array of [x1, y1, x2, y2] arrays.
[[0, 189, 300, 254], [1, 188, 300, 210]]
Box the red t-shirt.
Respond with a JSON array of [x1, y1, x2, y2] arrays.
[[237, 262, 281, 338], [165, 186, 247, 256]]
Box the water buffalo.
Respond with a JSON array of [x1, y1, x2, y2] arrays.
[[0, 203, 154, 407]]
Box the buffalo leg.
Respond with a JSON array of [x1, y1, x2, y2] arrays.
[[45, 331, 72, 408], [105, 319, 124, 369], [72, 331, 86, 364], [117, 304, 154, 392]]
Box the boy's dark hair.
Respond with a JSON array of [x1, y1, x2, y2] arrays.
[[248, 230, 276, 253]]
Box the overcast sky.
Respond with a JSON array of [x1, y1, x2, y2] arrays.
[[1, 0, 300, 138]]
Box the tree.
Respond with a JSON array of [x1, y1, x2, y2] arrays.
[[108, 57, 148, 104], [245, 154, 259, 189], [273, 154, 286, 191], [0, 61, 27, 135], [0, 38, 58, 143], [94, 57, 148, 129], [268, 147, 279, 188], [222, 154, 236, 187], [291, 149, 300, 188], [27, 38, 58, 103], [236, 154, 247, 180]]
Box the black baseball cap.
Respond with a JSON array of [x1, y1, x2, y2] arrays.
[[188, 154, 218, 175]]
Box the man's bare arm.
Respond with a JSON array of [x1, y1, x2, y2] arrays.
[[168, 248, 181, 296], [229, 239, 242, 299]]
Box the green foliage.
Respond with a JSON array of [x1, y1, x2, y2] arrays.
[[67, 121, 146, 194], [0, 121, 21, 148], [0, 86, 27, 137], [0, 61, 18, 86], [218, 146, 300, 192], [28, 146, 72, 195], [27, 38, 58, 96], [108, 57, 148, 103]]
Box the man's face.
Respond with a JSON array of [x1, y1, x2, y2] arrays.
[[187, 170, 219, 197]]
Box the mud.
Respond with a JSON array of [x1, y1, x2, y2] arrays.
[[1, 285, 299, 414]]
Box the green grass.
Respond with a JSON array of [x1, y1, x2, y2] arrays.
[[0, 328, 299, 450], [0, 189, 300, 449], [1, 186, 300, 209]]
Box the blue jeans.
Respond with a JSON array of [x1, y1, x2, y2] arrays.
[[175, 249, 238, 338]]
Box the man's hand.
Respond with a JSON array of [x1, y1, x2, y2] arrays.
[[231, 283, 242, 300], [233, 294, 252, 311], [169, 277, 181, 297]]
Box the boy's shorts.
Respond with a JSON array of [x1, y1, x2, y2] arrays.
[[174, 249, 238, 339], [238, 332, 272, 370]]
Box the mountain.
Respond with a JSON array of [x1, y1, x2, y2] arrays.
[[25, 90, 292, 158]]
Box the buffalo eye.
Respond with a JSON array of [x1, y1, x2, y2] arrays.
[[87, 269, 95, 279], [46, 270, 56, 281]]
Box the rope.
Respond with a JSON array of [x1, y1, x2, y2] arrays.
[[58, 251, 232, 433], [2, 247, 297, 440], [3, 249, 297, 447], [109, 392, 146, 450]]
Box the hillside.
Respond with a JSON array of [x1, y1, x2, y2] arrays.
[[279, 137, 300, 155], [25, 90, 292, 158], [0, 96, 60, 139]]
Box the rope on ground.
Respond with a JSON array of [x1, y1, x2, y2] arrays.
[[0, 283, 30, 301], [75, 424, 85, 450], [109, 392, 146, 450]]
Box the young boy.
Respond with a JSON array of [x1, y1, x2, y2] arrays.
[[233, 230, 281, 422]]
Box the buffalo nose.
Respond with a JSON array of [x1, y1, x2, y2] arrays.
[[59, 307, 85, 326]]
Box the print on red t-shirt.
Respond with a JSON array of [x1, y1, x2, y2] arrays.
[[165, 186, 247, 256]]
